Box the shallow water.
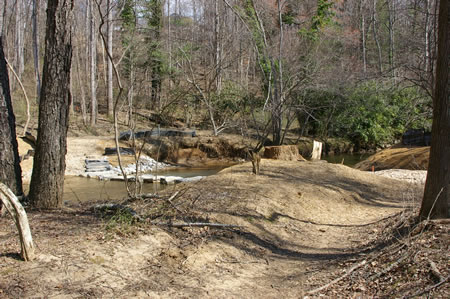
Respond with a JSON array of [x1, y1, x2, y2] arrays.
[[23, 167, 227, 204], [323, 153, 371, 167]]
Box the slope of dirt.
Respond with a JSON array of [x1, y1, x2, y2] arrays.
[[355, 146, 430, 171], [1, 160, 439, 298]]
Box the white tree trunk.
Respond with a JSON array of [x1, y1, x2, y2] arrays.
[[0, 183, 36, 261], [107, 0, 113, 117], [32, 0, 41, 98], [214, 0, 222, 93], [14, 0, 25, 82], [90, 0, 97, 126]]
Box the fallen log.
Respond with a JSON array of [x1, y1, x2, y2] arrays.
[[0, 183, 35, 261]]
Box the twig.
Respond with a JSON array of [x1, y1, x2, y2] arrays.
[[428, 258, 444, 282], [215, 258, 261, 264], [151, 222, 243, 228], [368, 254, 408, 281], [161, 191, 183, 214], [406, 275, 449, 298], [306, 260, 367, 295]]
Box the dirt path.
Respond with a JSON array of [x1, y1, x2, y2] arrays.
[[1, 159, 426, 298]]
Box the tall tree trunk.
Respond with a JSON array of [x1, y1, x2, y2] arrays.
[[424, 0, 431, 73], [75, 50, 88, 125], [214, 0, 222, 93], [372, 0, 383, 73], [419, 0, 449, 220], [272, 0, 284, 145], [29, 0, 73, 209], [32, 0, 41, 99], [107, 0, 113, 117], [14, 0, 25, 85], [388, 0, 395, 78], [0, 1, 4, 38], [167, 0, 172, 89], [360, 0, 367, 74], [0, 36, 23, 198], [90, 0, 97, 126], [149, 0, 162, 111]]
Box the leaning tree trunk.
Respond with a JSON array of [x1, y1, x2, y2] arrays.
[[28, 0, 73, 209], [0, 183, 35, 261], [419, 0, 449, 220], [0, 36, 23, 198]]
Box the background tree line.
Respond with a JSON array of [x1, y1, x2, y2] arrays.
[[0, 0, 438, 150]]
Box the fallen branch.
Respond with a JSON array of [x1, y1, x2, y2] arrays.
[[368, 254, 408, 281], [306, 260, 367, 295], [160, 191, 184, 214], [151, 221, 243, 228], [0, 183, 35, 261], [407, 275, 449, 298], [428, 258, 444, 282]]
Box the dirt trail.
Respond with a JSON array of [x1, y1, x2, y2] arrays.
[[0, 158, 425, 298]]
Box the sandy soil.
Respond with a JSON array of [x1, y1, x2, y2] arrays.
[[355, 146, 430, 171], [4, 134, 447, 298], [18, 136, 132, 183], [2, 156, 436, 298]]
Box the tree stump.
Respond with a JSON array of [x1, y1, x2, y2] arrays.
[[263, 145, 306, 161], [311, 140, 323, 160]]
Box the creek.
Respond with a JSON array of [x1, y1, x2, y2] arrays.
[[323, 153, 371, 167], [23, 167, 227, 204]]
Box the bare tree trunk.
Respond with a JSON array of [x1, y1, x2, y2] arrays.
[[29, 0, 74, 209], [90, 0, 97, 126], [360, 0, 367, 74], [424, 0, 431, 73], [272, 0, 284, 145], [388, 0, 395, 78], [0, 1, 7, 39], [0, 1, 3, 35], [372, 0, 383, 73], [107, 0, 113, 117], [0, 36, 23, 198], [32, 0, 41, 98], [14, 0, 25, 85], [420, 0, 449, 220], [167, 0, 172, 90], [0, 183, 35, 261], [214, 0, 222, 93], [75, 50, 88, 125]]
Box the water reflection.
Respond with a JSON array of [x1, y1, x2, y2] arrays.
[[23, 167, 227, 204], [323, 153, 371, 167]]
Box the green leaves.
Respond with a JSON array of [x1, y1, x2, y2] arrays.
[[296, 82, 431, 150], [300, 0, 335, 41]]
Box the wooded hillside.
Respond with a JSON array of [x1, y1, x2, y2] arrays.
[[1, 0, 437, 149]]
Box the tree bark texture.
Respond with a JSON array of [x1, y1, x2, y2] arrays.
[[0, 36, 23, 197], [29, 0, 74, 209], [420, 0, 449, 219]]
